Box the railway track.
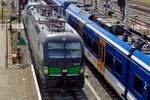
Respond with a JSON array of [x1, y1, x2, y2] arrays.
[[39, 83, 87, 100]]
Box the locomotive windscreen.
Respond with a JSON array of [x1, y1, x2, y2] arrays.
[[48, 42, 81, 59]]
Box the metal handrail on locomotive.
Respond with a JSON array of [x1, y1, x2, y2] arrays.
[[23, 1, 85, 89]]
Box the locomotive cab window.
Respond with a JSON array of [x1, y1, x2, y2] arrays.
[[48, 43, 65, 58], [105, 51, 113, 70], [115, 58, 122, 76], [48, 42, 81, 59], [65, 43, 81, 58], [134, 75, 143, 96]]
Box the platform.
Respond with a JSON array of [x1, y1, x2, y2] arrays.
[[0, 25, 39, 100]]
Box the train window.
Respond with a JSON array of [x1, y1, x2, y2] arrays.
[[73, 22, 79, 32], [48, 43, 64, 49], [48, 43, 65, 58], [72, 20, 78, 32], [83, 32, 87, 43], [92, 40, 98, 56], [147, 86, 150, 100], [105, 51, 113, 70], [115, 58, 122, 76], [87, 36, 90, 48], [87, 35, 92, 49], [48, 50, 65, 58], [68, 17, 74, 26], [66, 43, 81, 58], [90, 41, 93, 50], [134, 75, 143, 96], [99, 44, 101, 59]]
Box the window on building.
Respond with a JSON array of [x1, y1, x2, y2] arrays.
[[134, 75, 143, 96], [105, 50, 113, 70], [115, 58, 122, 76]]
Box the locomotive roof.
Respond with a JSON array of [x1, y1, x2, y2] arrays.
[[38, 23, 81, 40], [28, 4, 81, 42]]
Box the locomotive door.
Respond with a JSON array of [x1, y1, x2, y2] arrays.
[[79, 21, 83, 37], [98, 38, 106, 74]]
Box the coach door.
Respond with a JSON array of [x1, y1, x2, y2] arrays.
[[79, 21, 84, 37], [98, 38, 106, 74]]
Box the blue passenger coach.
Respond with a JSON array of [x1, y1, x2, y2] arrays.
[[65, 3, 150, 100]]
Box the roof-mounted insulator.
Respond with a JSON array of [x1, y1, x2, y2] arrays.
[[133, 41, 145, 50], [42, 27, 44, 30], [143, 44, 150, 49]]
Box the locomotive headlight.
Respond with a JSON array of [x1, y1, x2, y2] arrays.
[[80, 68, 84, 74], [44, 66, 48, 75], [62, 69, 68, 73]]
